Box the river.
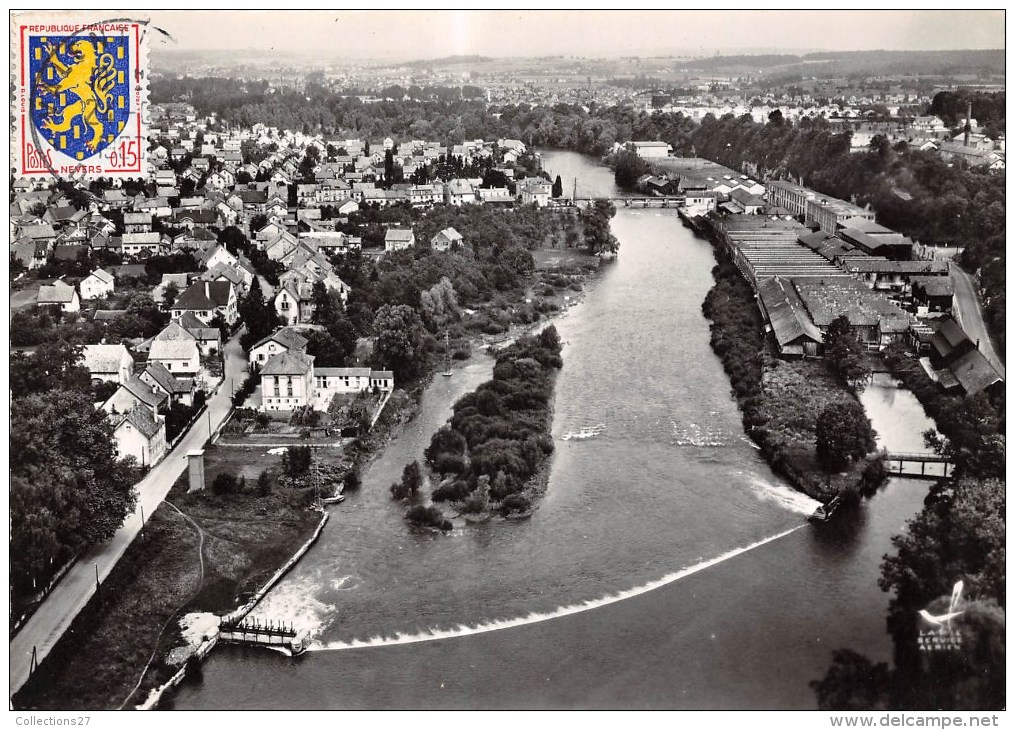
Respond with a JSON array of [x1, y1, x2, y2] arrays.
[[171, 151, 939, 710]]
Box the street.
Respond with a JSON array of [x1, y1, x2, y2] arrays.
[[9, 333, 249, 698], [950, 263, 1005, 378]]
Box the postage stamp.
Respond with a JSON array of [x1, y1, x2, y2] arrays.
[[11, 13, 150, 180]]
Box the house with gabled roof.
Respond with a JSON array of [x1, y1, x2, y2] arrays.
[[139, 361, 197, 406], [175, 311, 223, 356], [102, 374, 169, 416], [431, 227, 464, 252], [110, 404, 167, 468], [80, 268, 115, 300], [81, 343, 134, 384], [149, 323, 201, 376], [37, 279, 80, 312], [384, 227, 415, 252], [170, 280, 238, 325], [249, 327, 309, 370]]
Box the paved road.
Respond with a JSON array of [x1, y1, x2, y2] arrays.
[[9, 333, 248, 699], [950, 263, 1005, 378]]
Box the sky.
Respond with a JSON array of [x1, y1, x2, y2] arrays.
[[88, 9, 1007, 59]]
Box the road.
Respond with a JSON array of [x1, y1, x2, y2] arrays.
[[9, 333, 249, 698], [950, 263, 1005, 378]]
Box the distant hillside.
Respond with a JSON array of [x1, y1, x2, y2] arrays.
[[685, 49, 1005, 78], [403, 54, 492, 68], [686, 54, 802, 70]]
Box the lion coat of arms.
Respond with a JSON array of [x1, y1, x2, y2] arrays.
[[30, 34, 132, 160]]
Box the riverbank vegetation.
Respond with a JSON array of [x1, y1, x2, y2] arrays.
[[701, 256, 880, 500], [390, 326, 562, 528]]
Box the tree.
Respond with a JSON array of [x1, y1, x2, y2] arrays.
[[162, 282, 180, 311], [402, 461, 423, 495], [823, 314, 871, 390], [552, 174, 563, 198], [311, 281, 344, 328], [10, 390, 138, 596], [11, 341, 91, 395], [343, 467, 362, 492], [238, 284, 280, 352], [212, 473, 238, 495], [815, 400, 876, 472], [372, 303, 427, 381], [281, 445, 313, 478], [304, 329, 351, 367], [581, 200, 620, 255], [810, 649, 891, 710], [613, 150, 650, 190]]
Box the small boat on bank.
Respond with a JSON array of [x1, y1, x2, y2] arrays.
[[809, 494, 843, 523]]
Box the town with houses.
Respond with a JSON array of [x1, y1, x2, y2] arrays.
[[8, 14, 1005, 714], [9, 93, 1004, 475]]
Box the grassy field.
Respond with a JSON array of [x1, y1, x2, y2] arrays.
[[13, 506, 202, 711], [12, 445, 322, 711], [531, 246, 599, 271]]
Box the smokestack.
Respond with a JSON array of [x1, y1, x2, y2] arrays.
[[964, 100, 972, 147], [204, 281, 210, 297]]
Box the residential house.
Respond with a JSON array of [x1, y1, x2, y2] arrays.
[[139, 361, 196, 407], [123, 211, 153, 233], [110, 404, 167, 467], [196, 244, 239, 271], [445, 179, 477, 206], [314, 368, 395, 399], [175, 311, 223, 356], [431, 227, 464, 252], [79, 268, 115, 300], [81, 343, 134, 384], [384, 228, 416, 252], [149, 323, 201, 376], [249, 327, 309, 370], [121, 232, 164, 258], [170, 280, 238, 325], [260, 351, 316, 411], [102, 374, 169, 416], [477, 187, 513, 205], [518, 178, 552, 207], [37, 279, 80, 312]]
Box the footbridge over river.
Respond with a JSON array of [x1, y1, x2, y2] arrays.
[[885, 452, 955, 479]]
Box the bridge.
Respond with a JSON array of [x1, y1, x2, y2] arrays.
[[569, 196, 685, 209], [218, 616, 309, 654], [885, 452, 955, 479]]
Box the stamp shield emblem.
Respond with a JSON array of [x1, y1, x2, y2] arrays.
[[29, 35, 133, 160]]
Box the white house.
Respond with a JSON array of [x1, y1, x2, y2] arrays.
[[384, 228, 416, 252], [260, 351, 316, 411], [81, 344, 135, 384], [37, 279, 80, 312], [249, 327, 309, 370], [444, 179, 476, 206], [102, 374, 169, 416], [79, 268, 115, 300], [431, 227, 464, 252], [170, 280, 238, 325], [110, 404, 167, 468], [150, 322, 202, 376]]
